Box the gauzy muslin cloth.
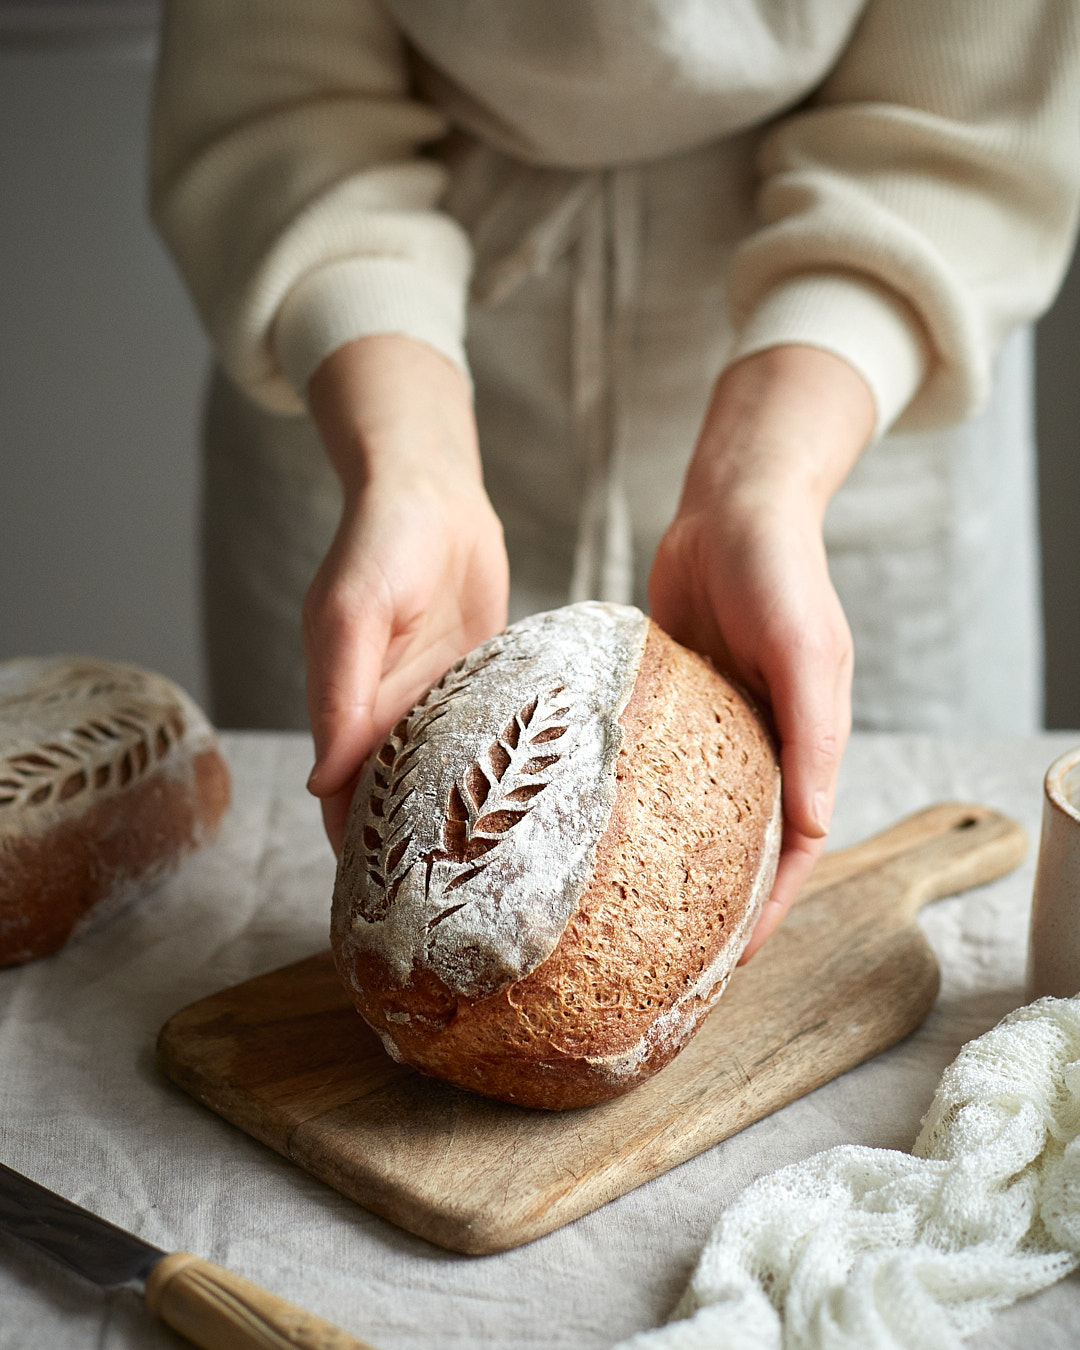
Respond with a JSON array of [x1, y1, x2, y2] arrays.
[[617, 996, 1080, 1350]]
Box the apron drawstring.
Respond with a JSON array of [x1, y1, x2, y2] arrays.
[[468, 162, 641, 607], [568, 169, 638, 606]]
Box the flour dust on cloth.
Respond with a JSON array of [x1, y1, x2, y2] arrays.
[[614, 997, 1080, 1350], [202, 135, 1042, 734]]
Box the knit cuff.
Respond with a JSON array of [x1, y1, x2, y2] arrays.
[[727, 273, 928, 436], [275, 256, 471, 399]]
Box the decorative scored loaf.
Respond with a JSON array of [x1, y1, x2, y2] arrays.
[[0, 657, 230, 967], [332, 603, 781, 1109]]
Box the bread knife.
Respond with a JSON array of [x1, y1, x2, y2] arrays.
[[0, 1161, 378, 1349]]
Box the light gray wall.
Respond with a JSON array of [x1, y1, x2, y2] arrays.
[[0, 30, 208, 705], [1, 27, 1079, 728]]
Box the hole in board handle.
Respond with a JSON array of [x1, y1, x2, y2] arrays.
[[954, 816, 980, 831]]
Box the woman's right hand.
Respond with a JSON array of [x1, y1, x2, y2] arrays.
[[303, 334, 508, 853]]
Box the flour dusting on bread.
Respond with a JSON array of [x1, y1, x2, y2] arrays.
[[333, 603, 649, 999]]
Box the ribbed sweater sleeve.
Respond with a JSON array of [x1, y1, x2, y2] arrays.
[[152, 1, 1080, 430], [725, 0, 1080, 434], [150, 0, 472, 414]]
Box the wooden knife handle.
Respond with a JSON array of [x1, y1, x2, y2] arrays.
[[146, 1252, 379, 1350]]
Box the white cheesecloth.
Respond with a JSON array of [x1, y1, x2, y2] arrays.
[[614, 996, 1080, 1350]]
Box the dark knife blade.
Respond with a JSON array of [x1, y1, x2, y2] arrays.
[[0, 1159, 378, 1348], [0, 1161, 163, 1288]]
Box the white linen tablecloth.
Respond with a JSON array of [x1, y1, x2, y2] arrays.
[[2, 731, 1079, 1349]]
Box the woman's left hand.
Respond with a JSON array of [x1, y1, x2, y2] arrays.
[[649, 345, 876, 960]]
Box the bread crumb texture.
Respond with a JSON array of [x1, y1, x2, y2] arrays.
[[333, 606, 780, 1109]]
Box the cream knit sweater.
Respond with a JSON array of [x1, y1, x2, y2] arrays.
[[151, 0, 1080, 434]]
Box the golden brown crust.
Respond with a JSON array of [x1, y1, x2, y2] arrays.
[[341, 619, 781, 1109], [0, 660, 231, 967]]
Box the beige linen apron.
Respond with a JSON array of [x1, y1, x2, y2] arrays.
[[203, 138, 1042, 733]]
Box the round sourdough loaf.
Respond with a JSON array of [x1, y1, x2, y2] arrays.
[[331, 603, 781, 1109], [0, 657, 230, 966]]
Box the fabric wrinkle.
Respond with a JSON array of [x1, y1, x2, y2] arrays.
[[616, 996, 1080, 1348]]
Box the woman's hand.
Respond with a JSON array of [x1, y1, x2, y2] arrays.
[[649, 345, 876, 960], [304, 335, 508, 852]]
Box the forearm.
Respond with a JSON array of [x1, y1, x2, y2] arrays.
[[682, 345, 876, 526], [307, 334, 482, 501]]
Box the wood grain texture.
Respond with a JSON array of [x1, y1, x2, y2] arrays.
[[158, 802, 1025, 1255], [145, 1252, 378, 1349]]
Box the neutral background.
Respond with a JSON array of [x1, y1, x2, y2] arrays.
[[1, 9, 1078, 726]]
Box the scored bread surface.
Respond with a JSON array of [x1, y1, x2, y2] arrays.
[[333, 603, 781, 1109], [332, 604, 650, 1000], [0, 657, 230, 965]]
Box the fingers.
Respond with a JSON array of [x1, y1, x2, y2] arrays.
[[647, 345, 872, 961], [320, 777, 362, 857], [651, 512, 853, 958], [762, 605, 852, 846], [739, 598, 852, 957], [302, 484, 509, 862], [303, 577, 391, 800], [739, 823, 825, 963]]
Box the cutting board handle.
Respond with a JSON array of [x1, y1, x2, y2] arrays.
[[146, 1252, 379, 1350], [800, 802, 1027, 917]]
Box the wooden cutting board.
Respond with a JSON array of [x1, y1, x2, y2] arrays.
[[158, 802, 1025, 1255]]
